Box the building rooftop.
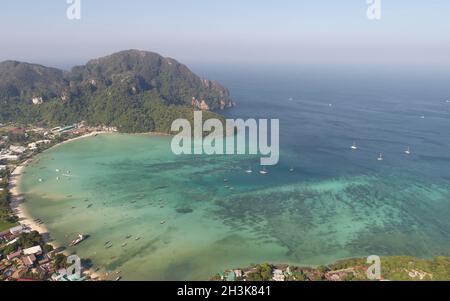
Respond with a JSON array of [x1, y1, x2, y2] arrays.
[[23, 245, 42, 256]]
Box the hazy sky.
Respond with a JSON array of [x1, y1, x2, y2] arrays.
[[0, 0, 449, 68]]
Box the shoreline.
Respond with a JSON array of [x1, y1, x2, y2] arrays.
[[8, 131, 115, 280]]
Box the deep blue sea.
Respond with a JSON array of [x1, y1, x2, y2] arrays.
[[201, 64, 450, 181]]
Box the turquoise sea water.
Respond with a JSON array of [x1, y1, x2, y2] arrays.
[[20, 66, 450, 280]]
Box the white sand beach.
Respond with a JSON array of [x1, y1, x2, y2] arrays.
[[7, 131, 111, 280]]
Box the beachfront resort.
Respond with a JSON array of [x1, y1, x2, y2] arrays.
[[0, 122, 116, 281]]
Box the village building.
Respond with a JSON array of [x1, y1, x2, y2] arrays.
[[21, 254, 37, 267], [9, 145, 27, 154], [32, 97, 44, 105], [234, 270, 243, 278], [9, 225, 24, 236], [23, 246, 43, 256], [272, 269, 285, 281], [7, 249, 22, 261], [0, 154, 20, 162]]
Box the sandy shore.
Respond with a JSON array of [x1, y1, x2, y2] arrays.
[[9, 160, 52, 238], [8, 131, 112, 280], [9, 131, 109, 235], [7, 130, 174, 280]]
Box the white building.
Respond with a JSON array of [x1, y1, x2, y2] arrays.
[[9, 145, 27, 154], [272, 269, 285, 281], [28, 143, 38, 150], [28, 140, 51, 151], [32, 97, 44, 105], [0, 154, 20, 161], [23, 245, 43, 256], [36, 140, 51, 145], [0, 165, 6, 171], [9, 225, 24, 235]]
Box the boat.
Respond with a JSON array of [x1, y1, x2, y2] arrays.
[[405, 147, 411, 155], [160, 220, 166, 225], [69, 234, 87, 246], [115, 276, 122, 281], [289, 167, 295, 173], [377, 153, 384, 161], [245, 168, 253, 174], [125, 235, 132, 239], [259, 168, 268, 175], [121, 243, 127, 247], [38, 178, 43, 182], [351, 142, 358, 150], [135, 237, 141, 241], [104, 241, 111, 246]]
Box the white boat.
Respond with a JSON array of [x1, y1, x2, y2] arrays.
[[405, 147, 411, 155], [351, 142, 358, 150], [70, 234, 87, 246], [289, 167, 295, 173], [377, 153, 384, 161], [245, 168, 253, 174], [260, 168, 268, 175]]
